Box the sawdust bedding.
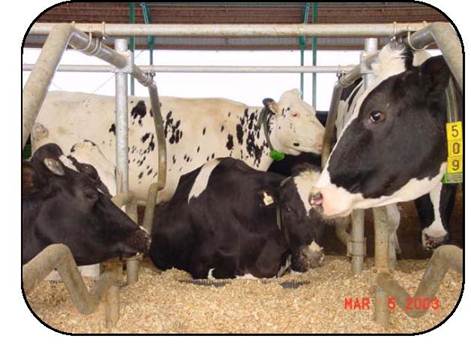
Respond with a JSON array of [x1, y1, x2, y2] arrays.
[[25, 256, 462, 334]]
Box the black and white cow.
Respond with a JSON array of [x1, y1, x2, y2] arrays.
[[149, 158, 326, 279], [32, 89, 324, 203], [312, 43, 455, 218], [22, 143, 150, 265]]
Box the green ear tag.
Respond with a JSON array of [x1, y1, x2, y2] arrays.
[[270, 150, 285, 161]]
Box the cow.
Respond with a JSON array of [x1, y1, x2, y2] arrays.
[[22, 143, 150, 266], [149, 158, 326, 279], [311, 42, 456, 218], [31, 89, 324, 204]]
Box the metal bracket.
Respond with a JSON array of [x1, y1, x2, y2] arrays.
[[113, 49, 133, 74]]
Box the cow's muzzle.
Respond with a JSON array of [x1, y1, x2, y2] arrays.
[[291, 246, 324, 272]]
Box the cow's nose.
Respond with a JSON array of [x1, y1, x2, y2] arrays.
[[309, 192, 323, 208], [423, 234, 447, 250], [302, 248, 324, 268]]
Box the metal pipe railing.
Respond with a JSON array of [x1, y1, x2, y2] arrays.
[[376, 245, 462, 320], [23, 23, 151, 148], [29, 22, 434, 37], [22, 244, 120, 328], [406, 22, 462, 91], [22, 63, 355, 74]]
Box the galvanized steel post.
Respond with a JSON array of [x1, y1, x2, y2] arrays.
[[114, 38, 130, 194], [350, 38, 378, 275], [114, 39, 139, 285]]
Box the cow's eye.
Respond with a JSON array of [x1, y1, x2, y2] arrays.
[[369, 111, 385, 123], [83, 189, 98, 201]]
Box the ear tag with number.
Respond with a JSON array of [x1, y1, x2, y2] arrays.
[[262, 191, 274, 206], [442, 121, 463, 184]]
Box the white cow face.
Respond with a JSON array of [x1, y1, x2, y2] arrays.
[[266, 89, 324, 156]]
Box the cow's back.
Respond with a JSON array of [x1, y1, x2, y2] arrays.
[[32, 91, 254, 202]]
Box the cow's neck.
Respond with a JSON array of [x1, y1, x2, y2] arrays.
[[235, 107, 273, 170]]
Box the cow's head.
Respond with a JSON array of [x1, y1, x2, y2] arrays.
[[22, 143, 150, 265], [313, 48, 451, 218], [276, 164, 326, 271], [264, 89, 325, 156]]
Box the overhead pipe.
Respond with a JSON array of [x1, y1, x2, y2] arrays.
[[23, 23, 154, 148], [311, 2, 319, 108], [22, 63, 355, 74], [30, 22, 433, 37], [406, 22, 462, 91], [128, 2, 136, 96], [22, 244, 120, 328]]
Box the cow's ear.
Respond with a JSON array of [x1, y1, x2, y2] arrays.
[[43, 157, 65, 176], [257, 189, 278, 207], [22, 162, 40, 194], [420, 55, 450, 98], [263, 98, 280, 114]]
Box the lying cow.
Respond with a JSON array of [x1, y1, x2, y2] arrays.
[[149, 158, 326, 279], [313, 42, 457, 218], [22, 143, 150, 265], [32, 89, 324, 203]]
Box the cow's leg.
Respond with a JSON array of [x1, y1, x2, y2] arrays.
[[211, 253, 238, 279], [188, 247, 215, 279], [252, 238, 285, 278]]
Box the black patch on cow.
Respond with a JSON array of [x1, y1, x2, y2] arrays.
[[172, 155, 176, 164], [197, 146, 200, 153], [141, 133, 151, 143], [147, 168, 153, 176], [164, 111, 183, 144], [83, 139, 96, 147], [202, 127, 206, 135], [108, 123, 116, 135], [138, 172, 143, 179], [220, 125, 224, 132], [150, 109, 153, 117], [206, 156, 210, 161], [211, 153, 215, 159], [236, 124, 244, 145], [226, 134, 234, 150], [131, 100, 147, 126], [148, 135, 155, 152]]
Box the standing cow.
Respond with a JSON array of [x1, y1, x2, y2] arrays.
[[149, 158, 326, 279], [22, 143, 150, 265], [32, 89, 324, 203], [311, 43, 456, 218]]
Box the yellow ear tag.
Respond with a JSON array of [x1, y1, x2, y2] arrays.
[[262, 192, 274, 206], [443, 121, 463, 184]]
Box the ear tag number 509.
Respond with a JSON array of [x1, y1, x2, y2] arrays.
[[443, 121, 463, 184]]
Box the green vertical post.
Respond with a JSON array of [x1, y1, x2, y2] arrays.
[[311, 2, 318, 108], [129, 2, 136, 96], [299, 2, 310, 100], [140, 2, 155, 66]]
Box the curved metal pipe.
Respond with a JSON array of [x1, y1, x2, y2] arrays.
[[22, 244, 120, 327], [376, 245, 462, 320]]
